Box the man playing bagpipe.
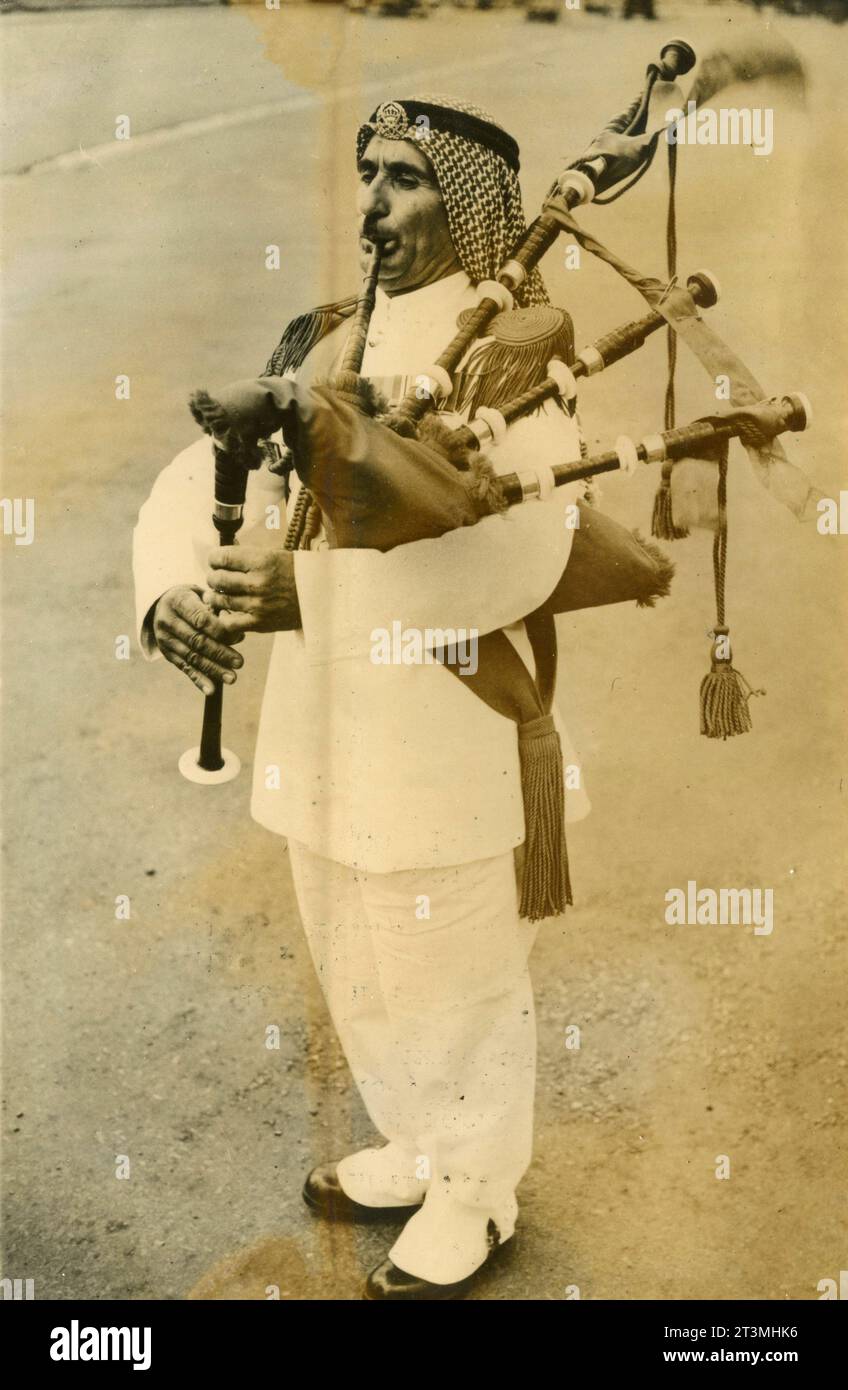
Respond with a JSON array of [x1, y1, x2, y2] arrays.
[[133, 96, 641, 1300]]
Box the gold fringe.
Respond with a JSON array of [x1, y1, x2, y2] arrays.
[[451, 313, 575, 418], [264, 298, 358, 377]]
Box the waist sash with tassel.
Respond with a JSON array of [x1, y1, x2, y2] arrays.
[[437, 610, 571, 924]]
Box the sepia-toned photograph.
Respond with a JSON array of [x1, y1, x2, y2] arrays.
[[2, 0, 846, 1335]]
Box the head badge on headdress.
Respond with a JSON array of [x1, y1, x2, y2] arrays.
[[356, 96, 549, 309]]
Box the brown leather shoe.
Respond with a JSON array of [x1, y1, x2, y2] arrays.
[[302, 1163, 422, 1225], [363, 1220, 503, 1299], [364, 1256, 477, 1300]]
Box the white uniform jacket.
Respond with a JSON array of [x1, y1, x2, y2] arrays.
[[133, 270, 589, 872]]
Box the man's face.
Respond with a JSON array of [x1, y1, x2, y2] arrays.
[[356, 135, 461, 295]]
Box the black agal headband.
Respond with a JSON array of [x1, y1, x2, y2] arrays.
[[366, 99, 520, 174]]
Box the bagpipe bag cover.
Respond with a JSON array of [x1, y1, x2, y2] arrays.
[[196, 375, 668, 613]]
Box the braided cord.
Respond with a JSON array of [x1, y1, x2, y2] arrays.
[[664, 138, 678, 433], [284, 483, 319, 551], [712, 444, 729, 632]]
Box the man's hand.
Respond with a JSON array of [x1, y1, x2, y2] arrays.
[[152, 585, 245, 698], [202, 546, 302, 637]]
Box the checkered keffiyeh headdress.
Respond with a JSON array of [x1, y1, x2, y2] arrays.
[[356, 96, 549, 309]]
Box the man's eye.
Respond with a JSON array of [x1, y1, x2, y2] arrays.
[[396, 176, 418, 190], [359, 170, 374, 184]]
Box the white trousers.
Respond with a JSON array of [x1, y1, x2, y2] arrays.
[[287, 839, 540, 1284]]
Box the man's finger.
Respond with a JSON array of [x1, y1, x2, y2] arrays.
[[202, 589, 259, 615], [207, 546, 262, 572], [170, 590, 240, 644], [211, 609, 261, 637], [169, 654, 215, 698], [201, 588, 224, 613], [165, 634, 238, 685], [204, 568, 262, 596], [166, 615, 244, 670]]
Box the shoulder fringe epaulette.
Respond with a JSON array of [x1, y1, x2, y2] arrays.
[[264, 296, 359, 377], [450, 304, 575, 418]]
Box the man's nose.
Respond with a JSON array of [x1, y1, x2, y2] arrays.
[[358, 172, 390, 222]]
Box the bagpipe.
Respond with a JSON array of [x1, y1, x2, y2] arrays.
[[181, 34, 821, 920]]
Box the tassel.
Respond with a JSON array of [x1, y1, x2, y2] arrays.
[[700, 444, 764, 738], [651, 461, 690, 540], [700, 628, 764, 740], [517, 714, 572, 922]]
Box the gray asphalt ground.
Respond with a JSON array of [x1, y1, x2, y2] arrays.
[[2, 1, 846, 1301]]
